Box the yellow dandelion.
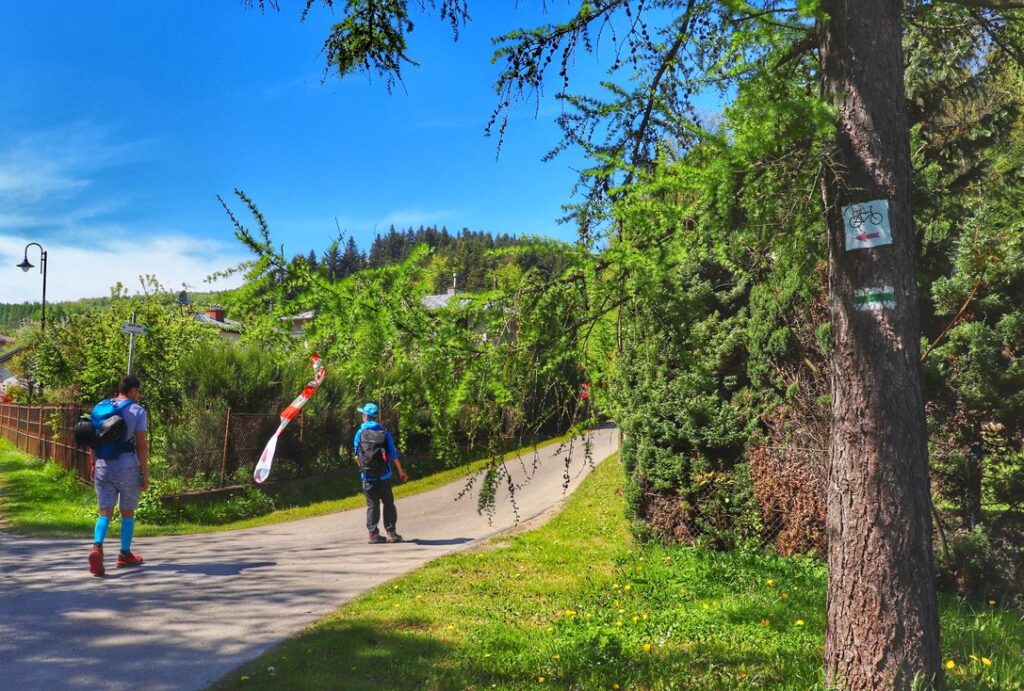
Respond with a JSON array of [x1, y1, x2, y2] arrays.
[[483, 653, 492, 658], [446, 624, 456, 630], [767, 579, 775, 587], [538, 676, 545, 683], [642, 613, 649, 620], [616, 620, 624, 627], [781, 592, 789, 600], [988, 599, 997, 607], [612, 584, 620, 590], [702, 603, 710, 609], [761, 619, 771, 627], [613, 685, 621, 690], [945, 660, 956, 670], [982, 657, 992, 666], [624, 584, 632, 591], [632, 615, 640, 622], [614, 600, 621, 607], [553, 654, 560, 660], [970, 655, 979, 662], [564, 609, 577, 618], [795, 620, 805, 626], [643, 643, 652, 653]]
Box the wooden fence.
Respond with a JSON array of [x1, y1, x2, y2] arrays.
[[0, 402, 91, 482]]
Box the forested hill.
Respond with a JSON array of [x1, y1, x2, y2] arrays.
[[0, 299, 106, 333], [301, 225, 530, 293]]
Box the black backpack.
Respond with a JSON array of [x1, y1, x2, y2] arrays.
[[358, 428, 389, 477]]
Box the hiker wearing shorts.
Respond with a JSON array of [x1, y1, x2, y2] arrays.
[[88, 374, 149, 576], [353, 403, 408, 544]]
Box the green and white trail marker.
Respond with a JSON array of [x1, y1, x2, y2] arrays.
[[854, 285, 896, 311]]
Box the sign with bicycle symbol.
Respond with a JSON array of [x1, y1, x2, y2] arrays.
[[842, 199, 892, 250]]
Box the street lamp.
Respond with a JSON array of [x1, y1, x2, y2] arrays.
[[17, 242, 47, 331]]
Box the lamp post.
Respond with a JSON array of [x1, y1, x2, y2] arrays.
[[17, 242, 47, 331]]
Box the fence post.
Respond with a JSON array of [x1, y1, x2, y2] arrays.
[[220, 407, 232, 487]]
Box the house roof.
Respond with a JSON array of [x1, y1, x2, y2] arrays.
[[195, 312, 242, 332], [279, 310, 316, 322]]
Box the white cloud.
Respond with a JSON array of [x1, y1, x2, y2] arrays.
[[0, 232, 247, 303], [0, 122, 145, 210], [0, 124, 249, 304]]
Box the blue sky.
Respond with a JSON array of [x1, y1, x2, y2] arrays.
[[0, 2, 609, 303]]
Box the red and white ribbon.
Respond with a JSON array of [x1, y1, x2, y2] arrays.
[[253, 353, 326, 484]]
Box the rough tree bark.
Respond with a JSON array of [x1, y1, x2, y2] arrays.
[[819, 1, 942, 688]]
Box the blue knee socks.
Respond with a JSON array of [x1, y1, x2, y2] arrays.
[[93, 515, 110, 546], [120, 517, 135, 553]]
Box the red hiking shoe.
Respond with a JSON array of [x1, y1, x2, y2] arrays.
[[116, 551, 144, 568], [89, 545, 105, 576]]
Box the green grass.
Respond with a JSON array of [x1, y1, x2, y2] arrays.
[[0, 433, 574, 537], [212, 456, 1024, 691]]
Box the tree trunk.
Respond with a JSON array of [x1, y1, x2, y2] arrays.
[[819, 1, 942, 689]]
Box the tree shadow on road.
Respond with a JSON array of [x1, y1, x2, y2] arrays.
[[407, 537, 471, 546], [107, 560, 277, 577]]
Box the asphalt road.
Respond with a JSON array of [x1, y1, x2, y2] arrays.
[[0, 427, 619, 690]]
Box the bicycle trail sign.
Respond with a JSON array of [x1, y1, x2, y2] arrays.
[[842, 199, 893, 250]]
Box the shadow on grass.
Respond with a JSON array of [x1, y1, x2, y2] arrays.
[[212, 620, 520, 691]]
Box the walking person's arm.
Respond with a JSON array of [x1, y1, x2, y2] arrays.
[[89, 448, 96, 481], [385, 430, 408, 482], [392, 457, 409, 483], [135, 430, 149, 491]]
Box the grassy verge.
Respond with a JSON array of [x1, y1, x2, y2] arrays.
[[0, 434, 576, 537], [213, 456, 1024, 691]]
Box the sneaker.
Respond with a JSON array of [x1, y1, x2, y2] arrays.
[[89, 545, 105, 577], [116, 551, 144, 568], [386, 531, 403, 543], [368, 532, 387, 544]]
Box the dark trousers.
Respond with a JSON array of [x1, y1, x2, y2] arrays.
[[363, 478, 397, 534]]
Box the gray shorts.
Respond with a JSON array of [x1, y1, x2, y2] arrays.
[[94, 462, 142, 511]]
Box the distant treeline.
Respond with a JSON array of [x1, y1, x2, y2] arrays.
[[0, 300, 101, 333], [300, 225, 535, 293], [0, 291, 230, 333]]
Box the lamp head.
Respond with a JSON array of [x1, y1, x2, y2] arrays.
[[17, 258, 33, 272]]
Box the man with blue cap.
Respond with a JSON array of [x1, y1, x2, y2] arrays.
[[353, 402, 408, 543]]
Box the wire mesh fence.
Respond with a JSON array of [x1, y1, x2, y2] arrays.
[[0, 402, 91, 480], [0, 403, 372, 488]]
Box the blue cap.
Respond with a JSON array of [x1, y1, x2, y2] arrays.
[[357, 402, 379, 417]]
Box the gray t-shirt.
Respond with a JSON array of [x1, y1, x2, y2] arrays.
[[95, 399, 147, 468]]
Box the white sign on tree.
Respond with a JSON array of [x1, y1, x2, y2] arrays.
[[842, 199, 893, 250]]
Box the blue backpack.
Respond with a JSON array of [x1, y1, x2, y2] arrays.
[[88, 398, 137, 460]]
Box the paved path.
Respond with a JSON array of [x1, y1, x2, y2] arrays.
[[0, 428, 619, 690]]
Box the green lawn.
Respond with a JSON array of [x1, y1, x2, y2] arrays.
[[212, 456, 1023, 690], [0, 434, 572, 537]]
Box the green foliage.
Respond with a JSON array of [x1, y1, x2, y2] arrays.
[[219, 191, 599, 506], [23, 279, 219, 419]]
